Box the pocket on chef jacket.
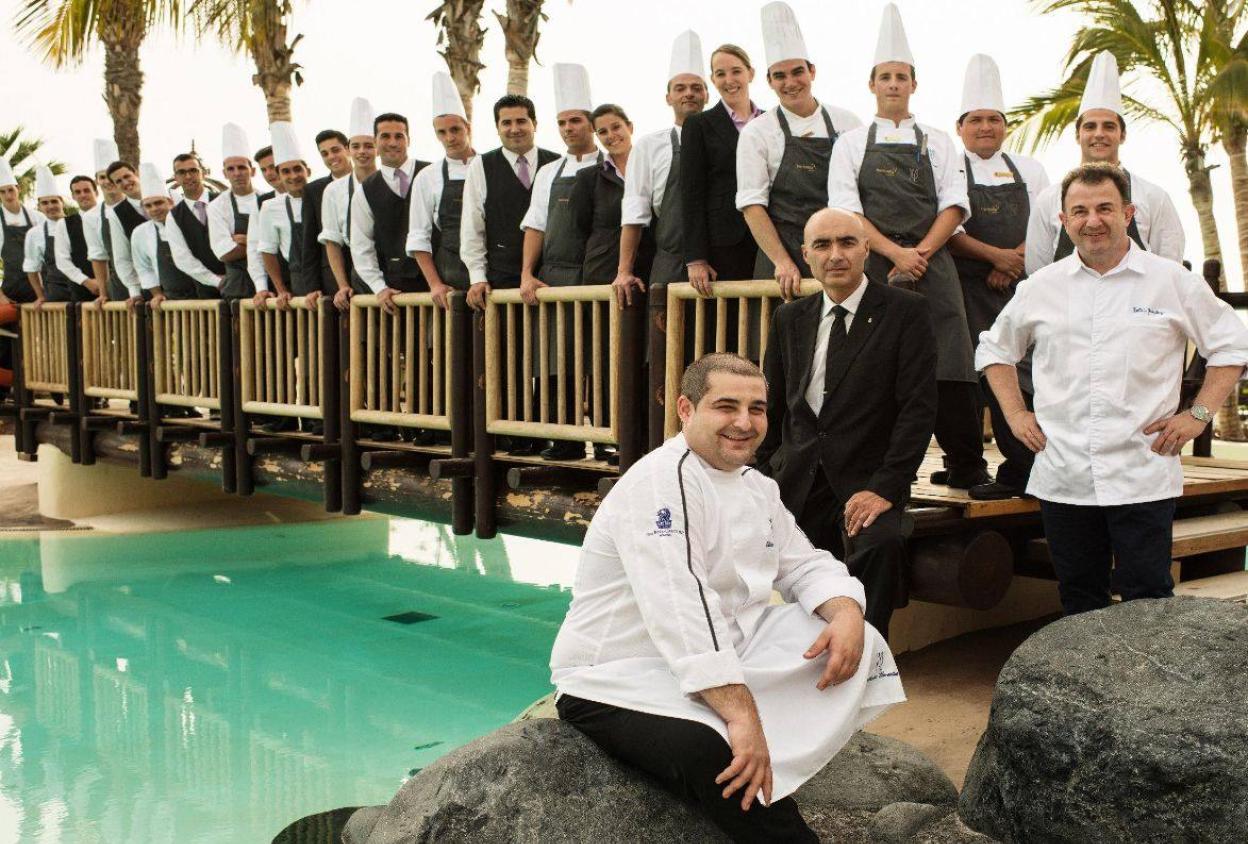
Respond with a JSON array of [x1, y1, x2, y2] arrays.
[[1118, 313, 1183, 402]]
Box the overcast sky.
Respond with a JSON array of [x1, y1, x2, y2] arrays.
[[1, 0, 1242, 284]]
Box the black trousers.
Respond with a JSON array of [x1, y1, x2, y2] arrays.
[[936, 380, 987, 478], [556, 694, 818, 843], [798, 469, 908, 638], [981, 378, 1035, 488], [1039, 498, 1176, 615], [705, 239, 759, 282]]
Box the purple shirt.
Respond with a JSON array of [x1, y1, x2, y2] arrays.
[[729, 102, 764, 132]]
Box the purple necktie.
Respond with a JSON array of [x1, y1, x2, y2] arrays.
[[515, 155, 531, 190], [395, 167, 410, 198], [194, 200, 207, 226]]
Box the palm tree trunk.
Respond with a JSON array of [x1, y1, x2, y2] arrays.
[[494, 0, 545, 96], [429, 1, 486, 122], [249, 1, 301, 124], [1182, 142, 1223, 284], [1224, 122, 1248, 286], [98, 2, 145, 165]]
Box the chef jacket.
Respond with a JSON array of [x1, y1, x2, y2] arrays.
[[207, 189, 260, 261], [405, 155, 473, 254], [520, 151, 600, 232], [622, 126, 682, 227], [129, 220, 164, 294], [735, 102, 862, 210]]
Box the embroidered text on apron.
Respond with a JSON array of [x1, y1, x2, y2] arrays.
[[540, 154, 598, 287], [220, 192, 256, 299], [858, 123, 976, 383], [1, 207, 36, 302], [1054, 168, 1145, 260], [649, 130, 688, 284], [432, 159, 470, 289]]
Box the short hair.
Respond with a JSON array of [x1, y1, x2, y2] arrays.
[[680, 353, 765, 405], [494, 94, 537, 125], [106, 160, 136, 178], [870, 64, 916, 82], [69, 175, 97, 192], [591, 103, 631, 126], [710, 43, 752, 71], [374, 113, 409, 134], [1076, 112, 1126, 133], [1060, 162, 1131, 210], [172, 152, 202, 168], [316, 129, 349, 147], [254, 145, 274, 162], [956, 110, 1006, 127]]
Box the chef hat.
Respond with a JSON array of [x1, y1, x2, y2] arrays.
[[1078, 50, 1124, 119], [93, 138, 120, 174], [221, 123, 251, 161], [553, 63, 593, 114], [873, 2, 915, 68], [0, 158, 15, 189], [668, 30, 705, 81], [960, 54, 1005, 117], [761, 2, 810, 69], [432, 72, 467, 120], [35, 166, 60, 199], [270, 121, 304, 166], [349, 97, 376, 139], [139, 162, 168, 200]]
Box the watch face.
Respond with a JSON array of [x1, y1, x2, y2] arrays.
[[1192, 405, 1211, 421]]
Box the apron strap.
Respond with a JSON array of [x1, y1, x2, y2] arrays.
[[286, 195, 296, 228], [963, 154, 977, 189], [441, 157, 450, 183], [669, 128, 680, 154], [866, 122, 878, 147], [229, 191, 240, 219], [23, 207, 32, 227], [346, 174, 355, 244], [1000, 153, 1024, 184], [819, 107, 837, 144]]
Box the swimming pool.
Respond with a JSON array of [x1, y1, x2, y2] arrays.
[[0, 518, 579, 842]]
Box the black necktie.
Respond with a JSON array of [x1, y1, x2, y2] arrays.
[[823, 305, 849, 396]]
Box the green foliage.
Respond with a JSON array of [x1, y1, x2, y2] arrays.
[[0, 127, 67, 202]]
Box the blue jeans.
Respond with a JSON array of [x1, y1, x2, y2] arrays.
[[1039, 498, 1176, 615]]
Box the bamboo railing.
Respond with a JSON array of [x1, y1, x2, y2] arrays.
[[482, 286, 620, 446], [80, 302, 141, 403], [150, 299, 224, 411], [19, 303, 71, 395], [239, 297, 327, 420], [348, 293, 455, 431], [664, 280, 821, 437]]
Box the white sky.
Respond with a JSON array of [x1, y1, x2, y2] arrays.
[[1, 0, 1242, 285]]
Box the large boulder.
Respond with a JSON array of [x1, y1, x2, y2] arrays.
[[960, 597, 1248, 843], [795, 732, 958, 813]]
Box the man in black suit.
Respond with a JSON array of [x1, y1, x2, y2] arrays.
[[756, 208, 937, 637]]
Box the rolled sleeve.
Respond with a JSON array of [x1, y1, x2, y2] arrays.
[[622, 138, 655, 226], [1182, 272, 1248, 367], [1025, 188, 1059, 274], [245, 213, 270, 292], [461, 156, 489, 284], [165, 216, 221, 287], [734, 121, 773, 210], [22, 227, 44, 273], [826, 135, 865, 214], [932, 131, 971, 222], [407, 166, 439, 254], [256, 203, 282, 256], [53, 219, 89, 284], [84, 210, 108, 261], [770, 493, 866, 616], [975, 281, 1034, 370]]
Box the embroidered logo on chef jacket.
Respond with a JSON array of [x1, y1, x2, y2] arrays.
[[655, 508, 673, 530], [765, 517, 775, 548], [1132, 306, 1165, 316], [867, 651, 899, 682]]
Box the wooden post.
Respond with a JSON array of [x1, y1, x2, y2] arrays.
[[320, 299, 343, 513], [449, 294, 474, 535], [618, 290, 645, 472], [134, 305, 153, 477], [11, 310, 32, 458], [147, 305, 168, 480], [647, 282, 667, 451], [75, 306, 98, 467], [220, 300, 240, 495], [63, 305, 83, 465], [474, 309, 497, 538], [341, 302, 362, 515]]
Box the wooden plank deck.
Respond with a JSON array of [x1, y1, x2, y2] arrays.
[[911, 443, 1248, 519]]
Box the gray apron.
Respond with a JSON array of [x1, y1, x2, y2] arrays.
[[156, 226, 200, 300], [100, 208, 129, 300], [285, 196, 307, 295], [43, 222, 93, 303], [753, 107, 837, 280], [433, 159, 470, 289], [954, 154, 1029, 344], [220, 192, 256, 300], [1, 207, 36, 302], [859, 123, 975, 383], [540, 155, 596, 286], [649, 129, 688, 284], [1054, 169, 1145, 260]]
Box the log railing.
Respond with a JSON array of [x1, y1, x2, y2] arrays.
[[19, 303, 71, 396], [80, 302, 141, 404], [239, 297, 327, 420], [150, 300, 225, 411], [663, 280, 821, 437]]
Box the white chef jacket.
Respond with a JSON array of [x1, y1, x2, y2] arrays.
[[350, 158, 421, 293], [317, 173, 356, 247], [207, 189, 260, 261], [805, 279, 868, 414], [520, 151, 600, 232], [622, 126, 684, 227], [22, 222, 51, 273], [53, 213, 94, 285], [129, 220, 164, 294], [735, 102, 863, 210], [406, 156, 473, 254], [551, 432, 904, 801], [461, 146, 543, 285], [101, 203, 141, 295], [827, 117, 970, 223], [1025, 169, 1183, 274], [976, 241, 1248, 506], [165, 200, 222, 289], [2, 205, 45, 228]]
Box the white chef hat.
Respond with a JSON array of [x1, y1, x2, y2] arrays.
[[553, 63, 593, 114], [432, 72, 467, 120], [270, 121, 304, 167], [349, 97, 376, 139], [960, 54, 1005, 117], [93, 138, 120, 174], [873, 2, 915, 68], [35, 166, 60, 199], [0, 158, 15, 189], [1078, 50, 1124, 119], [761, 2, 810, 69], [668, 30, 705, 81], [221, 123, 251, 161], [139, 162, 168, 200]]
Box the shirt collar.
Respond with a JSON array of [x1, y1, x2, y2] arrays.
[[1069, 239, 1141, 278], [379, 158, 413, 179], [873, 115, 916, 130], [821, 277, 869, 318], [501, 147, 536, 168], [728, 102, 764, 130]]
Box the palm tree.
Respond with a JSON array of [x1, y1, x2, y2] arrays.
[[194, 0, 303, 123], [13, 0, 185, 164], [0, 127, 66, 201], [1203, 1, 1248, 282], [494, 0, 545, 96], [428, 0, 487, 122]]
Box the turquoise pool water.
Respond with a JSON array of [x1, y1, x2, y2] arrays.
[[0, 518, 579, 843]]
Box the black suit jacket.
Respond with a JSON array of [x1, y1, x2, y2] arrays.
[[756, 280, 937, 512], [680, 101, 752, 264], [301, 174, 333, 283]]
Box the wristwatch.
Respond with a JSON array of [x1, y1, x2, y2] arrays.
[[1189, 404, 1212, 424]]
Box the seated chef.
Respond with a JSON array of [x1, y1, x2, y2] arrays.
[[551, 353, 905, 842]]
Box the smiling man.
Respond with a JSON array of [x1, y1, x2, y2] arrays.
[[979, 163, 1248, 616], [552, 349, 904, 842]]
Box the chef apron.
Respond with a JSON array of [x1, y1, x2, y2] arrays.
[[156, 226, 206, 300], [1, 207, 36, 303], [99, 209, 129, 300], [859, 123, 976, 383], [753, 107, 837, 280], [583, 166, 626, 284], [285, 196, 307, 295], [649, 130, 687, 284], [1054, 169, 1145, 260], [432, 159, 470, 289], [42, 222, 94, 303], [220, 192, 256, 300], [344, 175, 366, 293], [540, 155, 598, 287]]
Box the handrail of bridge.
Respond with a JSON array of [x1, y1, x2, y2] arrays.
[[150, 299, 226, 411], [19, 303, 72, 396], [239, 296, 328, 420], [80, 301, 141, 404]]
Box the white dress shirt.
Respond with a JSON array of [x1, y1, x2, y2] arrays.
[[129, 220, 164, 294], [735, 103, 863, 210], [407, 156, 473, 254], [257, 195, 301, 260], [3, 205, 45, 228], [827, 117, 970, 222], [520, 151, 600, 232], [976, 242, 1248, 506], [550, 432, 902, 801], [53, 214, 92, 285], [22, 223, 49, 273], [461, 147, 543, 285], [805, 279, 869, 414], [165, 197, 223, 289], [350, 158, 421, 293], [317, 173, 355, 247], [101, 203, 140, 294], [1024, 169, 1185, 274], [207, 189, 260, 261], [622, 126, 683, 227], [245, 200, 271, 292], [82, 204, 108, 262]]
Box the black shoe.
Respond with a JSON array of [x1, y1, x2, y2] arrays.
[[594, 444, 620, 466], [302, 420, 325, 437], [541, 440, 585, 461], [929, 469, 949, 485], [507, 438, 543, 457], [969, 480, 1028, 501], [944, 468, 994, 490], [410, 429, 436, 446]]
